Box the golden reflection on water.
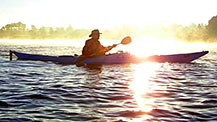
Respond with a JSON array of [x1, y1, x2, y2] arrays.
[[129, 63, 162, 119], [0, 39, 83, 47]]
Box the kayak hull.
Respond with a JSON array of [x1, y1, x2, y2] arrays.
[[144, 51, 209, 63], [11, 51, 209, 64]]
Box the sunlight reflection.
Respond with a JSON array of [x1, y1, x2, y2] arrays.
[[130, 63, 161, 113], [127, 36, 215, 57], [0, 39, 83, 47], [128, 36, 179, 57]]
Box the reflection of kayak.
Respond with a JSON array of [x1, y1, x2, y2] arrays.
[[10, 50, 209, 64]]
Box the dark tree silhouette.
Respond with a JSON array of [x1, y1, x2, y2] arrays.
[[207, 15, 217, 37]]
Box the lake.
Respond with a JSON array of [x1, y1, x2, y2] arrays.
[[0, 40, 217, 122]]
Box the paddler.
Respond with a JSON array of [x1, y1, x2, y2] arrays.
[[75, 29, 117, 64], [82, 29, 117, 57]]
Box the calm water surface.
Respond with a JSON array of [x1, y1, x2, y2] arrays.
[[0, 41, 217, 122]]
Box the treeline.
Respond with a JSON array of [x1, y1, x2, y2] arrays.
[[0, 22, 91, 40], [0, 22, 138, 40], [137, 15, 217, 43], [1, 15, 217, 42]]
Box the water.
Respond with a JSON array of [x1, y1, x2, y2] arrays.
[[0, 41, 217, 122]]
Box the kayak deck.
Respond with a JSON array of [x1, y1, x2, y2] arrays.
[[10, 50, 209, 65], [144, 51, 209, 63]]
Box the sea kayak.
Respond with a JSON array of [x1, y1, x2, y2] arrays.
[[10, 50, 209, 65]]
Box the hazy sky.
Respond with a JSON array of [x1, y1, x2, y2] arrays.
[[0, 0, 216, 29]]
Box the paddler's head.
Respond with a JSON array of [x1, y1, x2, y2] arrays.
[[89, 29, 102, 40]]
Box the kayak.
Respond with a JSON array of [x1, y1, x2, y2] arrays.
[[10, 50, 209, 65]]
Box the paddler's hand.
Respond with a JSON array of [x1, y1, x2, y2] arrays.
[[104, 44, 118, 52], [112, 44, 118, 48]]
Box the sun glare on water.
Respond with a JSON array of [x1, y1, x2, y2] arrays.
[[127, 36, 213, 57], [0, 39, 83, 47], [129, 63, 163, 120], [128, 37, 181, 57]]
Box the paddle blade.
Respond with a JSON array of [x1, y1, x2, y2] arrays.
[[121, 36, 132, 45]]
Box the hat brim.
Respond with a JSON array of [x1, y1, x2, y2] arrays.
[[89, 33, 102, 37]]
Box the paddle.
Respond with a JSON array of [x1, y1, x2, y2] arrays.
[[103, 36, 132, 53], [75, 36, 132, 66], [119, 36, 132, 45]]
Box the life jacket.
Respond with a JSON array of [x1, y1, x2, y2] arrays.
[[82, 39, 103, 56]]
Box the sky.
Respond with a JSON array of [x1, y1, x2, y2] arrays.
[[0, 0, 217, 29]]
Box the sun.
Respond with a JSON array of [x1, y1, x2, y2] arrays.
[[127, 36, 181, 57]]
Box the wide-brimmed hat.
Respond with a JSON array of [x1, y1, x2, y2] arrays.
[[89, 29, 102, 37]]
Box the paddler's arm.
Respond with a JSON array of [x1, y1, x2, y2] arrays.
[[87, 44, 117, 57], [84, 44, 117, 57], [103, 44, 118, 53]]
